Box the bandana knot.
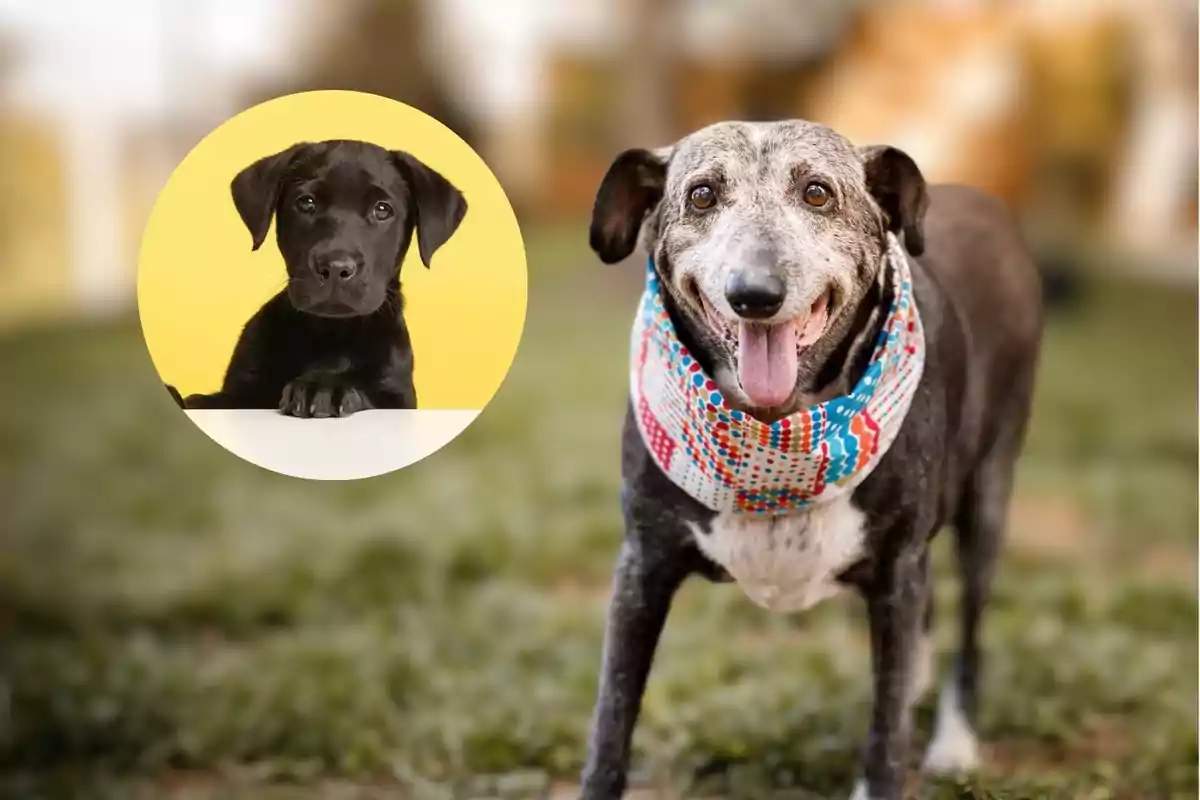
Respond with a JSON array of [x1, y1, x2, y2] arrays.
[[630, 233, 925, 515]]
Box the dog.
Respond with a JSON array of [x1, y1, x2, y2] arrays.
[[167, 139, 467, 417], [580, 120, 1042, 800]]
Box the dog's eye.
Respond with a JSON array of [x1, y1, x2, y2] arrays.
[[294, 195, 316, 214], [688, 184, 717, 211], [803, 183, 832, 208], [373, 201, 394, 221]]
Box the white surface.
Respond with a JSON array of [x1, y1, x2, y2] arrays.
[[684, 498, 865, 615], [185, 409, 481, 480]]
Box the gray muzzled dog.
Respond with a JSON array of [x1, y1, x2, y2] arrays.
[[580, 120, 1043, 800]]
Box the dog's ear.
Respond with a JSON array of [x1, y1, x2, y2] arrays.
[[231, 143, 307, 251], [391, 152, 468, 268], [589, 147, 669, 264], [860, 145, 929, 257]]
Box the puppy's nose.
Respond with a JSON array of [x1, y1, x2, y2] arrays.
[[725, 269, 786, 319], [314, 253, 360, 283]]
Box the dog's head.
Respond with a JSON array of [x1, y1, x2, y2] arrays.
[[590, 120, 927, 414], [232, 140, 467, 318]]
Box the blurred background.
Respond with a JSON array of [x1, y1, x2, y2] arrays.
[[0, 1, 1196, 798]]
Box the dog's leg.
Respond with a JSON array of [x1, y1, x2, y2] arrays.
[[908, 578, 935, 710], [580, 535, 694, 800], [922, 470, 1005, 776], [374, 376, 416, 410], [375, 347, 417, 409], [923, 455, 1016, 774], [852, 545, 929, 800], [925, 385, 1031, 776]]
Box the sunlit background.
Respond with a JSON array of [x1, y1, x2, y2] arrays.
[[1, 1, 1196, 798]]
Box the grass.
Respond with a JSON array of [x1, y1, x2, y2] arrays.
[[0, 225, 1195, 799]]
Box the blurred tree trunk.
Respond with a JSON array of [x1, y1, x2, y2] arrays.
[[615, 0, 676, 149]]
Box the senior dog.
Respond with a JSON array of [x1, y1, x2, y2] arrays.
[[580, 120, 1042, 800]]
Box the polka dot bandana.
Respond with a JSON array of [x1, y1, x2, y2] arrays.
[[630, 233, 925, 516]]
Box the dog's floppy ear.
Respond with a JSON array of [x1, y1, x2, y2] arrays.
[[391, 152, 467, 268], [860, 145, 929, 257], [589, 147, 669, 264], [231, 143, 307, 251]]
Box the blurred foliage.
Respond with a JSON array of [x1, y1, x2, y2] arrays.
[[0, 227, 1195, 798]]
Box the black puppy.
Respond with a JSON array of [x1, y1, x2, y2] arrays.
[[169, 139, 466, 417], [580, 121, 1043, 800]]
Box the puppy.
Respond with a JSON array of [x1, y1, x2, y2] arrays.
[[170, 139, 466, 417], [581, 121, 1042, 800]]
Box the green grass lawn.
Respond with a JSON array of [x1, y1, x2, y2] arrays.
[[0, 227, 1196, 799]]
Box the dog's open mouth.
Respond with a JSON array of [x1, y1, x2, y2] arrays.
[[697, 288, 832, 408]]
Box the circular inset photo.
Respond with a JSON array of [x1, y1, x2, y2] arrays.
[[139, 91, 527, 480]]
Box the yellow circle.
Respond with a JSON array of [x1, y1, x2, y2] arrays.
[[138, 90, 527, 413]]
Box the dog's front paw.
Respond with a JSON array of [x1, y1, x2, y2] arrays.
[[921, 686, 981, 776], [279, 376, 372, 418], [165, 384, 185, 408]]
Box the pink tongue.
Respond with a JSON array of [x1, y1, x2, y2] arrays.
[[738, 319, 800, 407]]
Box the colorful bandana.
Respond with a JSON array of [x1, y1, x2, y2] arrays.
[[630, 233, 925, 516]]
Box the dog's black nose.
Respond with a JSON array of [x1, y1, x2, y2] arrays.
[[725, 270, 786, 319], [314, 254, 360, 283]]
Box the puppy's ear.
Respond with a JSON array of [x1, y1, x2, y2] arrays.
[[391, 152, 467, 268], [231, 143, 307, 251], [860, 145, 929, 257], [589, 147, 669, 264]]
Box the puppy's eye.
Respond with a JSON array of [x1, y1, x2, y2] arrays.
[[688, 184, 716, 211], [294, 195, 316, 214], [803, 182, 832, 208], [373, 201, 394, 221]]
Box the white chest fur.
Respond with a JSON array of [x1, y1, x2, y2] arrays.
[[686, 497, 867, 613]]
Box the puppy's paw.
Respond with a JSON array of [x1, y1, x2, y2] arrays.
[[165, 384, 185, 408], [279, 377, 372, 418]]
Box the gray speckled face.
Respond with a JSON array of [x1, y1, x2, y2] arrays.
[[651, 121, 886, 408], [657, 123, 877, 316], [589, 119, 927, 416]]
